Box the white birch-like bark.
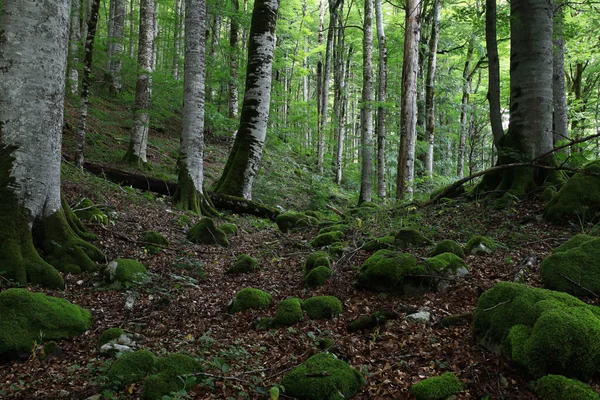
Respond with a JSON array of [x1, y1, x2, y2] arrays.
[[68, 0, 81, 94], [424, 0, 440, 179], [375, 0, 387, 198], [457, 35, 474, 179], [209, 10, 222, 103], [106, 0, 125, 93], [228, 0, 240, 119], [334, 5, 348, 186], [359, 0, 374, 203], [316, 0, 325, 170], [0, 0, 70, 220], [396, 0, 421, 199], [553, 0, 568, 145], [172, 0, 183, 80], [128, 0, 137, 58]]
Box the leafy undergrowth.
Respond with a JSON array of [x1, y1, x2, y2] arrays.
[[3, 166, 598, 399]]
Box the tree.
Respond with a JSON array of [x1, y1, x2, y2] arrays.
[[553, 0, 568, 146], [106, 0, 125, 94], [0, 0, 104, 289], [67, 0, 82, 94], [485, 0, 504, 150], [457, 34, 475, 179], [213, 0, 280, 200], [228, 0, 240, 120], [375, 0, 388, 198], [424, 0, 441, 179], [123, 0, 155, 168], [359, 0, 374, 204]]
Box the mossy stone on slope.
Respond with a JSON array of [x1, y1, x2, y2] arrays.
[[473, 282, 600, 379], [305, 251, 331, 273], [105, 349, 157, 388], [227, 288, 273, 313], [311, 231, 344, 247], [430, 240, 464, 259], [318, 224, 349, 235], [273, 298, 304, 327], [220, 223, 238, 236], [143, 353, 202, 400], [281, 353, 366, 400], [141, 230, 168, 254], [0, 289, 91, 355], [363, 235, 395, 251], [465, 235, 497, 254], [531, 375, 600, 400], [540, 237, 600, 296], [276, 212, 318, 233], [99, 328, 125, 348], [394, 228, 433, 248], [411, 372, 462, 400], [226, 254, 259, 274], [544, 160, 600, 223], [303, 296, 342, 320], [355, 250, 422, 293], [552, 234, 596, 254], [187, 217, 229, 247], [103, 258, 148, 286], [305, 266, 332, 288], [424, 253, 468, 275], [73, 198, 109, 225]]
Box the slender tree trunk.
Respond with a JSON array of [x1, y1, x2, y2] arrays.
[[68, 0, 82, 95], [128, 0, 137, 58], [228, 0, 240, 120], [396, 0, 421, 199], [208, 10, 222, 103], [375, 0, 387, 199], [106, 0, 125, 94], [424, 0, 440, 179], [553, 0, 568, 145], [124, 0, 155, 167], [172, 0, 183, 80], [317, 0, 335, 172], [457, 35, 475, 179], [214, 0, 280, 200], [359, 0, 374, 204], [333, 3, 347, 185], [75, 0, 101, 169], [486, 0, 504, 149]]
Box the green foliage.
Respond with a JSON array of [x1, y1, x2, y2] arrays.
[[317, 224, 349, 235], [187, 217, 229, 247], [143, 353, 202, 400], [430, 240, 465, 259], [303, 296, 342, 320], [98, 328, 125, 347], [226, 254, 259, 274], [355, 250, 422, 293], [105, 350, 157, 388], [276, 211, 318, 233], [304, 266, 332, 288], [73, 198, 109, 225], [0, 289, 91, 355], [272, 298, 304, 327], [280, 353, 366, 400], [410, 372, 462, 400], [531, 375, 600, 400], [227, 288, 273, 313]]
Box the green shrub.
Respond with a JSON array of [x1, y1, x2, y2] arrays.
[[105, 350, 157, 388], [272, 298, 304, 327], [531, 375, 600, 400], [304, 266, 332, 288], [187, 217, 229, 247], [430, 240, 464, 259], [310, 231, 344, 247], [355, 250, 422, 293], [226, 254, 259, 274], [303, 296, 342, 320], [227, 288, 273, 313], [411, 372, 462, 400]]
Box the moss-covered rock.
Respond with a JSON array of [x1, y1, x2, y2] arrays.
[[227, 288, 273, 313], [276, 212, 318, 233], [273, 298, 304, 327], [473, 282, 600, 379], [542, 186, 557, 203], [424, 253, 468, 275], [305, 251, 331, 274], [305, 266, 332, 288], [394, 228, 433, 248], [187, 217, 229, 247], [220, 223, 238, 236], [327, 242, 345, 258], [318, 224, 349, 235], [103, 258, 149, 286], [430, 240, 465, 259], [175, 214, 192, 227], [531, 375, 600, 400], [0, 289, 91, 355], [304, 210, 322, 220], [99, 328, 126, 348], [281, 353, 366, 400], [141, 230, 168, 254], [540, 237, 600, 296], [311, 231, 344, 248], [355, 250, 422, 293], [363, 235, 395, 251], [105, 349, 157, 388], [303, 296, 342, 320], [410, 372, 462, 400], [465, 235, 497, 254], [73, 198, 109, 225], [544, 161, 600, 223], [347, 310, 398, 332], [143, 353, 202, 400], [552, 234, 596, 254], [226, 254, 259, 274]]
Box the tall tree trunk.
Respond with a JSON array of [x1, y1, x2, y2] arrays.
[[333, 2, 347, 185], [106, 0, 125, 94], [375, 0, 387, 199], [75, 0, 101, 169], [68, 0, 82, 95], [171, 0, 183, 80], [128, 0, 137, 58], [553, 0, 568, 146], [424, 0, 440, 179], [124, 0, 155, 167], [0, 0, 103, 289], [486, 0, 504, 149], [396, 0, 421, 199], [208, 9, 222, 103], [359, 0, 374, 204], [316, 0, 325, 165], [457, 35, 475, 179], [228, 0, 240, 120], [213, 0, 279, 200]]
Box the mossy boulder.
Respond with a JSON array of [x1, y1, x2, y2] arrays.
[[531, 375, 600, 400], [544, 161, 600, 223], [311, 231, 344, 248], [304, 210, 322, 220], [552, 234, 596, 254], [465, 235, 496, 254], [327, 242, 345, 258], [276, 212, 318, 233], [542, 186, 557, 203], [105, 349, 157, 388], [220, 223, 238, 236], [424, 253, 468, 275], [305, 251, 331, 273], [430, 240, 465, 259], [363, 235, 395, 251], [281, 353, 366, 400], [347, 310, 398, 332], [99, 328, 126, 347], [272, 298, 304, 327], [103, 258, 149, 286], [143, 353, 202, 400], [394, 228, 433, 248], [355, 250, 422, 293], [540, 237, 600, 296], [226, 254, 259, 274], [303, 296, 342, 320], [305, 266, 332, 288], [187, 217, 229, 247], [141, 230, 168, 254], [0, 289, 91, 355], [73, 198, 109, 225], [227, 288, 273, 313], [410, 372, 462, 400], [473, 282, 600, 379], [318, 224, 350, 235]]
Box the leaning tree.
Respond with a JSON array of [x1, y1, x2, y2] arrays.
[[0, 0, 104, 289]]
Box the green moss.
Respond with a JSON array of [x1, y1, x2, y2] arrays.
[[473, 282, 600, 379], [318, 224, 349, 235], [311, 231, 344, 247], [141, 230, 168, 254], [276, 212, 317, 233], [99, 328, 125, 347], [394, 228, 433, 248], [355, 250, 422, 293], [544, 161, 600, 223], [73, 198, 109, 225], [431, 240, 465, 259], [305, 251, 331, 274], [175, 214, 192, 227], [424, 253, 468, 274], [465, 235, 497, 254], [106, 258, 148, 286], [540, 237, 600, 296], [410, 372, 462, 400], [273, 298, 304, 327], [226, 254, 259, 274], [305, 266, 332, 288], [227, 288, 273, 313], [0, 289, 91, 355], [531, 375, 600, 400], [281, 353, 366, 400], [304, 210, 322, 220], [542, 186, 557, 203], [62, 196, 97, 241], [220, 223, 238, 235], [327, 242, 345, 258], [363, 235, 395, 251], [552, 234, 596, 254], [303, 296, 342, 320], [187, 217, 229, 247], [347, 310, 397, 332], [105, 350, 157, 388]]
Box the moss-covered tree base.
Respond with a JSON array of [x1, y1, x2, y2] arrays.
[[62, 197, 98, 241], [122, 149, 150, 170], [173, 171, 219, 216]]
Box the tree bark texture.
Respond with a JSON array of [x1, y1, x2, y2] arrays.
[[214, 0, 279, 200], [106, 0, 125, 93], [375, 0, 387, 198], [228, 0, 240, 120], [68, 0, 82, 94], [172, 0, 183, 80], [424, 0, 440, 179], [359, 0, 374, 204], [457, 35, 475, 179], [552, 0, 568, 146], [485, 0, 504, 149]]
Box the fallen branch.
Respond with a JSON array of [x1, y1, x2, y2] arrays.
[[557, 272, 600, 298], [483, 299, 511, 312]]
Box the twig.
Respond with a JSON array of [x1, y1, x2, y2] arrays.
[[189, 371, 250, 383], [483, 299, 511, 312], [326, 203, 345, 218], [557, 272, 600, 298]]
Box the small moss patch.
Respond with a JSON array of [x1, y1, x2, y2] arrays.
[[424, 253, 468, 274], [465, 235, 496, 254], [220, 223, 238, 235], [318, 224, 349, 235], [273, 298, 304, 327], [104, 258, 149, 286], [73, 198, 109, 225], [227, 288, 273, 313], [411, 372, 462, 400], [531, 375, 600, 400], [355, 250, 422, 293], [281, 353, 366, 400], [303, 296, 342, 320], [305, 251, 331, 273], [276, 212, 318, 233], [105, 349, 157, 388], [226, 254, 259, 274], [394, 228, 433, 248], [141, 230, 168, 254], [99, 328, 125, 347], [431, 240, 465, 259], [552, 234, 596, 254], [187, 217, 229, 247], [311, 231, 344, 247], [363, 235, 395, 251], [305, 266, 332, 288], [143, 353, 202, 400]]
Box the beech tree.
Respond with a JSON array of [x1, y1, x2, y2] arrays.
[[0, 0, 104, 289], [106, 0, 125, 94], [424, 0, 441, 179], [67, 0, 82, 94], [213, 0, 280, 200], [375, 0, 387, 198], [359, 0, 374, 204]]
